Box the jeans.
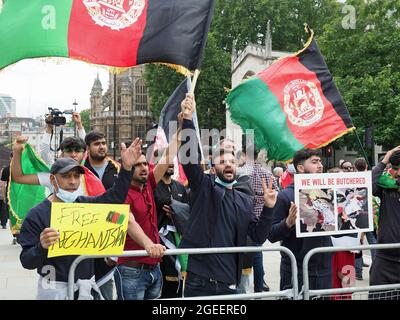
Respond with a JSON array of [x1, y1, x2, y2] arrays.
[[115, 264, 162, 300], [365, 231, 377, 261], [355, 257, 363, 278], [183, 272, 237, 297], [253, 248, 265, 292]]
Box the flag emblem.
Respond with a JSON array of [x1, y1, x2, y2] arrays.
[[284, 79, 324, 127], [83, 0, 146, 30]]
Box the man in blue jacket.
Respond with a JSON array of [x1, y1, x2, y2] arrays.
[[268, 149, 333, 292], [178, 94, 276, 297]]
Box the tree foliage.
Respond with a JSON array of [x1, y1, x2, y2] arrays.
[[319, 0, 400, 150]]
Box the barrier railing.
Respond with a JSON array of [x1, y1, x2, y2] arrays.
[[68, 246, 298, 300], [302, 243, 400, 300]]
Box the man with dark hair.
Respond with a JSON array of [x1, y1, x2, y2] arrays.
[[178, 94, 275, 297], [354, 158, 368, 172], [84, 131, 120, 190], [370, 146, 400, 297], [268, 148, 333, 291], [115, 132, 181, 300], [18, 140, 165, 300]]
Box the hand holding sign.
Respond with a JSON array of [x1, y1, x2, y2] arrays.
[[286, 202, 297, 229], [40, 228, 60, 250], [262, 177, 277, 208]]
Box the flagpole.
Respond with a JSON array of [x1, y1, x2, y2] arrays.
[[189, 69, 200, 95], [354, 130, 371, 169]]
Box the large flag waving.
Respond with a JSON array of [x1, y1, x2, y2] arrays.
[[0, 0, 215, 72], [226, 29, 354, 161]]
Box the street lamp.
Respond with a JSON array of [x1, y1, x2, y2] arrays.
[[73, 100, 78, 136]]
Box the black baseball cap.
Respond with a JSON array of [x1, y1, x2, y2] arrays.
[[50, 158, 85, 175]]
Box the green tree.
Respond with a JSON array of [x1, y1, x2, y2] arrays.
[[319, 0, 400, 150], [144, 33, 230, 130], [79, 109, 91, 133]]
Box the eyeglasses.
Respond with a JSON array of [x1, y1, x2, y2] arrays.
[[63, 147, 85, 153], [343, 166, 353, 171]]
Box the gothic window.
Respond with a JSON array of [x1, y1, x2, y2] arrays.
[[135, 79, 148, 111], [135, 124, 146, 140]]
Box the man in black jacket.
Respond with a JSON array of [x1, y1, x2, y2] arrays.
[[178, 94, 275, 297], [19, 139, 165, 300], [268, 149, 333, 292], [370, 146, 400, 297]]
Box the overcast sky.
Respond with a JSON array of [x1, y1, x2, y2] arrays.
[[0, 58, 110, 118]]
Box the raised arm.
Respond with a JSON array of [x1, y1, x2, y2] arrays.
[[77, 138, 142, 204], [178, 94, 206, 192], [11, 137, 40, 185], [153, 124, 182, 184]]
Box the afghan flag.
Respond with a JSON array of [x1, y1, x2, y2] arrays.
[[150, 77, 203, 186], [226, 29, 354, 161], [8, 144, 105, 234], [8, 144, 50, 234], [0, 0, 215, 71]]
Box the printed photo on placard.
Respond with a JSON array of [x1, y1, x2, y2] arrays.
[[294, 171, 373, 238]]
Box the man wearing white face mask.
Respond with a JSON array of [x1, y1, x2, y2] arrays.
[[18, 138, 166, 300]]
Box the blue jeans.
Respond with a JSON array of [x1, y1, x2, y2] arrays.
[[355, 257, 363, 278], [115, 264, 162, 300], [253, 249, 265, 292], [365, 231, 377, 261]]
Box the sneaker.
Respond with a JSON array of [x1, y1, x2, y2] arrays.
[[262, 282, 270, 292]]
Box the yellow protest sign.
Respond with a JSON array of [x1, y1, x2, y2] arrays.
[[48, 203, 130, 258]]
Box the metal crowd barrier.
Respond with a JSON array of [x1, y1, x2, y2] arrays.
[[67, 246, 298, 300], [302, 243, 400, 300]]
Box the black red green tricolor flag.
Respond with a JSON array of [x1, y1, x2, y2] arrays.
[[0, 0, 215, 71], [226, 29, 354, 161]]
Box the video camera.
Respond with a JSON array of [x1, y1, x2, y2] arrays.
[[45, 107, 74, 127]]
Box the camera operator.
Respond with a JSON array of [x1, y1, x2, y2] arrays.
[[40, 111, 86, 166]]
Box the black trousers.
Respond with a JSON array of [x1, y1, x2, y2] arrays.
[[0, 200, 8, 227], [369, 255, 400, 300]]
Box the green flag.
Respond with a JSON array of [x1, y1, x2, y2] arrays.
[[8, 144, 49, 234]]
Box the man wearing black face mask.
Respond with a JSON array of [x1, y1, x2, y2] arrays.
[[18, 139, 165, 300], [178, 94, 275, 297]]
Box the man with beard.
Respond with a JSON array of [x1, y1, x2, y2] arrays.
[[154, 164, 190, 298], [115, 133, 181, 300], [178, 94, 275, 297], [84, 131, 120, 190], [268, 149, 333, 292], [83, 131, 121, 299]]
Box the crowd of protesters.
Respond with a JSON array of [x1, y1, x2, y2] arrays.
[[0, 97, 399, 300]]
